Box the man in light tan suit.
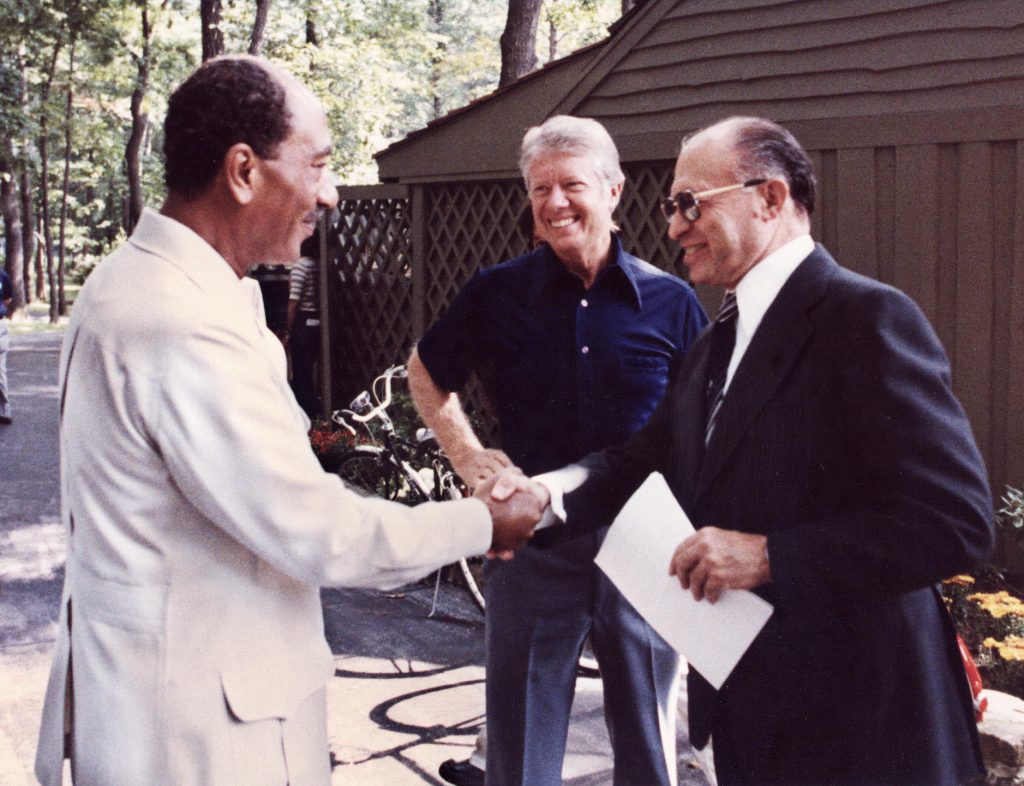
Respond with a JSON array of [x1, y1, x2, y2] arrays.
[[34, 55, 545, 786]]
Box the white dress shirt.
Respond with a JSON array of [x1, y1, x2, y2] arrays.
[[538, 235, 815, 525], [724, 234, 814, 391]]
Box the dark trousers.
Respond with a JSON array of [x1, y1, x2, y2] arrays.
[[484, 531, 679, 786], [289, 317, 320, 418]]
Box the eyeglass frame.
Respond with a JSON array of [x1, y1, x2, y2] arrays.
[[659, 178, 767, 222]]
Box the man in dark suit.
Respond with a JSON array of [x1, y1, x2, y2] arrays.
[[521, 116, 994, 785]]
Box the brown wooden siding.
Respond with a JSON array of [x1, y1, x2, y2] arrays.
[[577, 0, 1024, 142], [359, 0, 1024, 498]]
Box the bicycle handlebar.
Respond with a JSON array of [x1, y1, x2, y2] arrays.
[[330, 364, 407, 430]]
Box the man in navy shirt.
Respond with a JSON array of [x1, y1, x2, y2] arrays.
[[409, 115, 707, 786], [0, 268, 13, 424]]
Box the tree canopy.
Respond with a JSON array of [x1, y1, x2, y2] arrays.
[[0, 0, 622, 316]]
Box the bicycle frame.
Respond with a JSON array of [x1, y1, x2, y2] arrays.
[[331, 365, 480, 615]]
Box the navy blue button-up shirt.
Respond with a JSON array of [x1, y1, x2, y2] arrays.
[[417, 235, 708, 476]]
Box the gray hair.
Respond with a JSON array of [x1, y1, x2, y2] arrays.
[[519, 115, 625, 189]]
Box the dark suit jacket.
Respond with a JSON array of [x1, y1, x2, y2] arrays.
[[554, 246, 993, 785]]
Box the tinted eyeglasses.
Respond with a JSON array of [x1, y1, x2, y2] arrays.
[[659, 178, 767, 222]]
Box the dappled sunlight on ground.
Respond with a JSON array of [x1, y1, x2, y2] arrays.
[[0, 522, 64, 582]]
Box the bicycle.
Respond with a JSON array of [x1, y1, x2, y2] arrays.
[[332, 365, 599, 677], [332, 365, 486, 614]]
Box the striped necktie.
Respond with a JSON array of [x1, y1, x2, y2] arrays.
[[704, 292, 738, 446]]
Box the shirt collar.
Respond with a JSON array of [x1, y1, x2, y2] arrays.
[[733, 234, 814, 338], [129, 208, 247, 298], [527, 233, 643, 308]]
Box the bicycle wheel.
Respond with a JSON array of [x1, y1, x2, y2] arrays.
[[336, 448, 400, 500], [457, 557, 486, 612], [432, 467, 486, 612]]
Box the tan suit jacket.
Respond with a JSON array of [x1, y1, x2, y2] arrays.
[[35, 209, 490, 786]]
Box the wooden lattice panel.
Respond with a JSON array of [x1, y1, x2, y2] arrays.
[[328, 193, 414, 404], [424, 180, 530, 327], [619, 163, 680, 273], [326, 165, 686, 438]]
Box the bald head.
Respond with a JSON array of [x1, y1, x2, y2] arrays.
[[668, 117, 814, 288], [682, 117, 816, 217]]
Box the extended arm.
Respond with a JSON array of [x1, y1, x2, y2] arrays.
[[407, 346, 512, 489], [154, 323, 538, 590]]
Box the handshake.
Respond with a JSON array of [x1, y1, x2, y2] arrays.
[[458, 448, 551, 557]]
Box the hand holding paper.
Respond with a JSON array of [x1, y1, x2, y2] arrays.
[[594, 472, 773, 689], [670, 526, 772, 603]]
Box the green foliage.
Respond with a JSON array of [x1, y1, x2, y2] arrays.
[[998, 486, 1024, 540], [541, 0, 619, 60], [0, 0, 622, 278]]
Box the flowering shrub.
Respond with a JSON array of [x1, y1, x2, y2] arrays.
[[307, 421, 364, 470], [944, 575, 1024, 699], [309, 428, 348, 456]]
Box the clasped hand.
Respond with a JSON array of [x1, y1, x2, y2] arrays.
[[472, 466, 550, 559], [452, 447, 514, 492]]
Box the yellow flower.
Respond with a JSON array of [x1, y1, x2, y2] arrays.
[[943, 575, 975, 587], [968, 591, 1024, 619], [983, 635, 1024, 662]]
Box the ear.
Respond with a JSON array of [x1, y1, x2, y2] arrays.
[[761, 178, 789, 220], [223, 142, 259, 206], [609, 181, 623, 210]]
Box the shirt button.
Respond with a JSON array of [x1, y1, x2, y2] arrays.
[[581, 299, 589, 307], [581, 346, 589, 354]]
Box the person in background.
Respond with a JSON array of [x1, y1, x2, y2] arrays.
[[0, 267, 12, 424], [285, 230, 322, 418], [410, 115, 708, 786], [34, 54, 545, 786], [526, 115, 993, 786]]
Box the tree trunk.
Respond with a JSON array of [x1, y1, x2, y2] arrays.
[[499, 0, 542, 87], [18, 49, 34, 303], [249, 0, 271, 55], [201, 0, 224, 61], [57, 33, 77, 315], [303, 0, 315, 46], [428, 0, 446, 119], [548, 15, 558, 61], [126, 5, 152, 233], [39, 26, 64, 324], [1, 139, 25, 315], [26, 178, 39, 301]]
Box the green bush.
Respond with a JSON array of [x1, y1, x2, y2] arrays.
[[999, 486, 1024, 541]]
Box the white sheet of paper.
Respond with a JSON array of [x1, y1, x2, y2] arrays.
[[594, 472, 774, 689]]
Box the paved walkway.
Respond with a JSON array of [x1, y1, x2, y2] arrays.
[[0, 330, 66, 786], [0, 328, 712, 785]]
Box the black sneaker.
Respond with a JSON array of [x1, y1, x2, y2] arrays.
[[438, 758, 484, 786]]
